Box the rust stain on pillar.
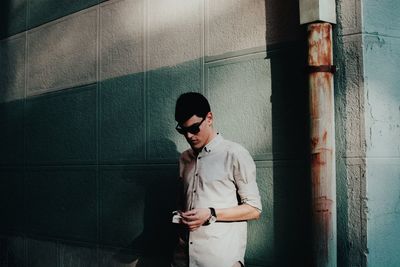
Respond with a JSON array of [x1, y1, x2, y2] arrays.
[[308, 23, 337, 267]]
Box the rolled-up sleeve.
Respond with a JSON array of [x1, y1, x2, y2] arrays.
[[232, 147, 262, 212]]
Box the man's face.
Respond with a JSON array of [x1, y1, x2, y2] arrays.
[[179, 113, 214, 152]]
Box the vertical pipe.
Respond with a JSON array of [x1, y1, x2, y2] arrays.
[[308, 23, 337, 267]]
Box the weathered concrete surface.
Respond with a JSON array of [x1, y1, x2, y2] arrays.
[[147, 0, 202, 70], [364, 35, 400, 157], [336, 0, 362, 36], [335, 1, 400, 266], [334, 25, 367, 267], [366, 159, 400, 266], [206, 53, 271, 160], [0, 0, 310, 266], [25, 85, 97, 165], [0, 34, 25, 103], [0, 0, 27, 39], [28, 0, 98, 30], [363, 0, 400, 38], [363, 34, 400, 266], [27, 8, 97, 95], [206, 0, 266, 56], [100, 74, 145, 163], [100, 0, 144, 81]]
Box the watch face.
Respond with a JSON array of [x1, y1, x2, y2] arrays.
[[209, 216, 217, 224]]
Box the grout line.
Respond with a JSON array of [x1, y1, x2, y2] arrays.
[[200, 0, 205, 95], [96, 3, 101, 251], [57, 240, 60, 267], [144, 0, 148, 161], [23, 0, 29, 247]]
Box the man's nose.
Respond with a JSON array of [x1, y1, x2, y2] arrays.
[[185, 132, 194, 139]]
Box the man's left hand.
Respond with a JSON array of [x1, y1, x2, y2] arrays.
[[181, 208, 211, 231]]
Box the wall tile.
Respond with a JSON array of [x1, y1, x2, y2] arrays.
[[246, 165, 274, 266], [100, 0, 144, 80], [100, 167, 145, 247], [366, 158, 400, 266], [60, 242, 98, 267], [27, 9, 97, 95], [100, 166, 177, 254], [0, 101, 24, 166], [147, 60, 201, 160], [0, 0, 27, 39], [147, 0, 202, 70], [206, 53, 271, 160], [0, 34, 25, 103], [0, 170, 24, 233], [206, 0, 266, 56], [364, 36, 400, 157], [100, 74, 144, 163], [25, 84, 97, 165], [364, 0, 400, 38], [27, 238, 58, 267], [28, 0, 98, 29], [25, 167, 97, 242]]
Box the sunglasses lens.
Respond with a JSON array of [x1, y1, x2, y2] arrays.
[[176, 127, 186, 134], [176, 125, 200, 135], [189, 126, 200, 134]]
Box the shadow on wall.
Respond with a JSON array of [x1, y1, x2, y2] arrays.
[[0, 1, 10, 39], [265, 1, 313, 266], [111, 139, 180, 267], [0, 87, 180, 266]]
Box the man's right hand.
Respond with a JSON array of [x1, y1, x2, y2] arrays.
[[180, 208, 211, 231]]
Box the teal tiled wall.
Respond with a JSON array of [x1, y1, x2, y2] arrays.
[[0, 0, 310, 266], [363, 1, 400, 264], [100, 74, 145, 163]]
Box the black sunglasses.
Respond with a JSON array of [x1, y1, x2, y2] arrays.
[[176, 117, 206, 135]]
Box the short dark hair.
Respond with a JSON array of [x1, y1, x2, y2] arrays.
[[175, 92, 211, 124]]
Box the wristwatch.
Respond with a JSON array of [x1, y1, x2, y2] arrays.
[[205, 207, 217, 225]]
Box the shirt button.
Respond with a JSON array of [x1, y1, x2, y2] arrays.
[[195, 173, 198, 176], [190, 242, 193, 245], [193, 190, 196, 193], [198, 157, 201, 160]]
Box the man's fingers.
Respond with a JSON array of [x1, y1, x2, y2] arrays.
[[182, 210, 197, 217], [182, 218, 201, 226]]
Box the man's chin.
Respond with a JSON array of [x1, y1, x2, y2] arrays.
[[190, 143, 202, 152]]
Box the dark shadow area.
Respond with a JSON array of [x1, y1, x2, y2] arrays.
[[0, 0, 27, 40], [0, 83, 181, 266], [111, 138, 180, 267], [269, 43, 313, 266], [0, 0, 11, 40], [266, 0, 313, 265]]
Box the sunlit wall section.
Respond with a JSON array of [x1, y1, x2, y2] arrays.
[[363, 1, 400, 265]]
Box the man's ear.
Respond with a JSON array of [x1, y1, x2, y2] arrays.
[[206, 112, 213, 125]]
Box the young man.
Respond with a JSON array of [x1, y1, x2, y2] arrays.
[[172, 92, 262, 267]]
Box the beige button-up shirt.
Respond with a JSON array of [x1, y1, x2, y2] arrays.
[[173, 134, 262, 267]]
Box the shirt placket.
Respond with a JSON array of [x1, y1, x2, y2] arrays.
[[189, 153, 202, 267]]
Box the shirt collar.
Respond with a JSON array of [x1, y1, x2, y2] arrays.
[[202, 133, 223, 154]]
